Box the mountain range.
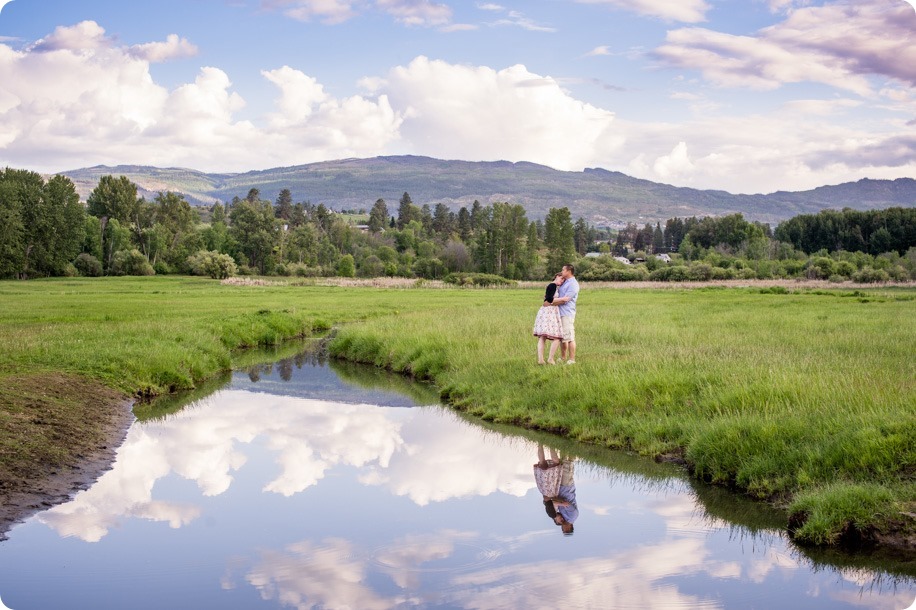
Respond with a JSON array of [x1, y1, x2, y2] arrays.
[[57, 156, 916, 226]]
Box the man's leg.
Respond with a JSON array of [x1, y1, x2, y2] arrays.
[[567, 340, 576, 362]]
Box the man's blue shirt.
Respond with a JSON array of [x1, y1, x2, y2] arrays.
[[557, 277, 579, 317]]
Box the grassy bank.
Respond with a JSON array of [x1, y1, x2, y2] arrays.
[[1, 276, 914, 547], [328, 285, 916, 547]]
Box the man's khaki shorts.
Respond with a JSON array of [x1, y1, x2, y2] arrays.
[[561, 314, 575, 343]]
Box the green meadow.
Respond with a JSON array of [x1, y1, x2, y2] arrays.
[[0, 276, 914, 547]]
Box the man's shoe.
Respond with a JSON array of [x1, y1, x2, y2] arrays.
[[566, 360, 576, 365]]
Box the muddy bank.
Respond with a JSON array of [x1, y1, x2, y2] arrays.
[[0, 373, 134, 540]]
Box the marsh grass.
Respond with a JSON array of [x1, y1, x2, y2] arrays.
[[1, 276, 914, 546], [329, 285, 916, 545]]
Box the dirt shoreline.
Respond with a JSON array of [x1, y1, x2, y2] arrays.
[[0, 377, 135, 541]]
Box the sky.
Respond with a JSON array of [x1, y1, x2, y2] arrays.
[[0, 0, 914, 194]]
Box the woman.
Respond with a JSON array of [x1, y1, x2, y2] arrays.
[[533, 273, 565, 364], [533, 443, 577, 535]]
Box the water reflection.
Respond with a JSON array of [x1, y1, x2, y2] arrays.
[[0, 349, 912, 610]]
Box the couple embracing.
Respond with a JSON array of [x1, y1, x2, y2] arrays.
[[532, 264, 578, 365]]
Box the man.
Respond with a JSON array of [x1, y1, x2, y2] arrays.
[[551, 264, 579, 364]]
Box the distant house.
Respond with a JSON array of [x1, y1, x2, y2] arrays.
[[585, 252, 602, 258], [656, 253, 672, 263], [355, 224, 370, 233], [613, 256, 632, 265]]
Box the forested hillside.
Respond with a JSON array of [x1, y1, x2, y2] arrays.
[[58, 156, 916, 225]]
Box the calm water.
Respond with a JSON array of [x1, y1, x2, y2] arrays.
[[0, 345, 913, 610]]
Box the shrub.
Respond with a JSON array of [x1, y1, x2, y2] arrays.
[[111, 249, 155, 276], [62, 263, 79, 278], [852, 267, 890, 283], [413, 257, 447, 279], [153, 261, 173, 275], [73, 253, 103, 277], [237, 264, 254, 276], [834, 261, 856, 278], [187, 250, 237, 279], [736, 268, 757, 280], [443, 272, 517, 287], [649, 265, 690, 282], [337, 254, 356, 278], [687, 263, 714, 281]]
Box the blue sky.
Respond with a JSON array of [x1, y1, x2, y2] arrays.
[[0, 0, 914, 193]]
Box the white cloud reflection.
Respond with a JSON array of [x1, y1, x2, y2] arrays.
[[29, 385, 910, 609], [38, 389, 538, 542]]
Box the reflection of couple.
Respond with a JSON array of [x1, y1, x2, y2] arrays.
[[533, 443, 578, 535], [532, 264, 579, 365]]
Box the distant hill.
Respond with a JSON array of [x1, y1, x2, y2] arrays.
[[57, 156, 916, 225]]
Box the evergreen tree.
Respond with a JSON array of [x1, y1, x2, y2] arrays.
[[275, 189, 293, 220], [368, 198, 388, 233], [573, 217, 589, 255], [432, 203, 454, 236], [397, 192, 416, 229], [652, 222, 665, 253], [544, 207, 576, 273], [457, 207, 472, 241]]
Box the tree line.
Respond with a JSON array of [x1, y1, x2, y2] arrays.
[[1, 167, 914, 283]]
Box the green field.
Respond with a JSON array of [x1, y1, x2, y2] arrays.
[[1, 276, 914, 546]]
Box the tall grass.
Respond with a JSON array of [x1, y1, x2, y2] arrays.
[[328, 286, 916, 545], [1, 277, 914, 545]]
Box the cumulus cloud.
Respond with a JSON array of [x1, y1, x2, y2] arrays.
[[653, 141, 695, 179], [654, 0, 916, 94], [574, 0, 711, 23], [129, 33, 198, 62], [0, 23, 403, 172], [379, 56, 622, 171], [30, 20, 110, 52], [4, 20, 916, 194]]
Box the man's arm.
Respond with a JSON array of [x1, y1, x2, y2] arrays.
[[552, 296, 570, 305]]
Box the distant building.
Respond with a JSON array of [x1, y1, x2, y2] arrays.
[[656, 253, 672, 263], [585, 252, 602, 258], [614, 256, 632, 265]]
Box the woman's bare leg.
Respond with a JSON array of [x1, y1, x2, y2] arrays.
[[537, 443, 548, 468], [537, 337, 546, 364]]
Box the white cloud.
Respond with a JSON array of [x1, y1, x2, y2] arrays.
[[379, 56, 622, 172], [491, 10, 556, 32], [584, 45, 611, 57], [574, 0, 711, 23], [260, 0, 358, 24], [31, 20, 109, 52], [377, 0, 452, 27], [129, 34, 198, 62], [0, 24, 403, 172], [653, 141, 695, 179], [4, 21, 915, 194], [36, 389, 542, 541], [441, 23, 478, 32], [261, 0, 452, 26]]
